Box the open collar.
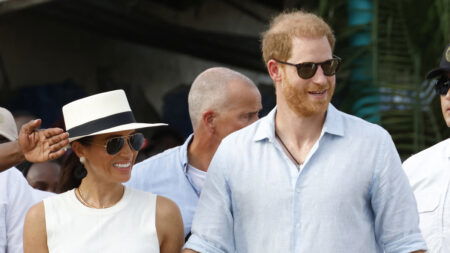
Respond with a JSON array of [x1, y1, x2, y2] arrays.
[[253, 104, 345, 143], [179, 134, 194, 173]]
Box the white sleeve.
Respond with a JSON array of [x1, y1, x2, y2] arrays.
[[5, 168, 35, 253]]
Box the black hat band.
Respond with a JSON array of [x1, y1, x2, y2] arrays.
[[67, 111, 136, 138]]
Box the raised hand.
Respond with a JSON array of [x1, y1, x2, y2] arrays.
[[19, 119, 69, 162]]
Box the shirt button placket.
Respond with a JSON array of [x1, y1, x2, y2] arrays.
[[293, 185, 302, 252]]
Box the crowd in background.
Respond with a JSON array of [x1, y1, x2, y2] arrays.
[[1, 8, 450, 253]]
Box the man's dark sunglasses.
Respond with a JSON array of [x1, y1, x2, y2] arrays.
[[435, 77, 450, 96], [101, 133, 145, 155], [274, 56, 342, 79]]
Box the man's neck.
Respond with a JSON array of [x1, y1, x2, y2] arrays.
[[274, 104, 327, 164], [276, 103, 326, 139], [187, 131, 220, 172]]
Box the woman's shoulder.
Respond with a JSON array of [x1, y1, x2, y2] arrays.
[[124, 187, 158, 209], [27, 200, 45, 218], [40, 190, 78, 217], [43, 189, 74, 205], [126, 188, 178, 213], [155, 195, 180, 218], [25, 200, 45, 229], [125, 187, 181, 216], [126, 187, 157, 199]]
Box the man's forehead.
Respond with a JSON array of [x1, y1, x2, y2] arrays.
[[289, 36, 333, 59]]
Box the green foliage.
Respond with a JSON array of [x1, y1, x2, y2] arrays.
[[320, 0, 450, 159]]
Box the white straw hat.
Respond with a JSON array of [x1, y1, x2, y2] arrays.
[[0, 107, 18, 141], [63, 89, 166, 142]]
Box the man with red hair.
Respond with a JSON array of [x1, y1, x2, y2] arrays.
[[184, 11, 426, 253]]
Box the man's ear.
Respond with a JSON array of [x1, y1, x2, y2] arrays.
[[267, 60, 282, 83], [201, 110, 216, 133]]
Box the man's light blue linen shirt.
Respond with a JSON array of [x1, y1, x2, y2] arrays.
[[185, 105, 427, 253], [126, 135, 198, 236]]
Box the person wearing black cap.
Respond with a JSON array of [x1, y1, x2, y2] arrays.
[[403, 43, 450, 253], [23, 90, 184, 253]]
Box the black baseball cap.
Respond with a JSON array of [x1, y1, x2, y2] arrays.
[[426, 43, 450, 79]]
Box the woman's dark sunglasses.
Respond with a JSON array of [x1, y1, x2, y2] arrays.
[[101, 133, 145, 155], [274, 56, 342, 79], [435, 77, 450, 96]]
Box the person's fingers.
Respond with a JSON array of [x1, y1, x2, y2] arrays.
[[41, 128, 65, 139], [49, 138, 69, 152], [46, 131, 69, 145], [48, 149, 66, 160], [20, 119, 42, 136]]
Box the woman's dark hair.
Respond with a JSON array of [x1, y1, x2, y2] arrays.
[[57, 136, 93, 193]]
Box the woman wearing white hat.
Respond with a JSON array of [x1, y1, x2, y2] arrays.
[[23, 90, 184, 252]]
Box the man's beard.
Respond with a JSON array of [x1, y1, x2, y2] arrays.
[[281, 76, 334, 117]]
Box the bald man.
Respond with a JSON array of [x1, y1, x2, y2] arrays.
[[126, 67, 262, 238]]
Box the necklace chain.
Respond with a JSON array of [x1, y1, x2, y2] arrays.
[[76, 187, 124, 209], [76, 187, 103, 208], [275, 131, 302, 165]]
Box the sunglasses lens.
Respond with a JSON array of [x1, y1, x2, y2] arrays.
[[322, 59, 341, 76], [106, 137, 125, 155], [129, 133, 145, 151], [436, 80, 450, 95], [295, 58, 341, 79], [297, 63, 317, 79]]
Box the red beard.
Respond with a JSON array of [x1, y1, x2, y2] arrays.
[[281, 76, 334, 117]]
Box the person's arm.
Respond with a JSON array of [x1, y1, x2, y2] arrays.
[[0, 141, 25, 172], [23, 202, 49, 253], [184, 143, 235, 253], [156, 196, 184, 253], [0, 119, 68, 172], [371, 132, 427, 253]]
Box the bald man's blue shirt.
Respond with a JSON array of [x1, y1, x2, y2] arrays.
[[185, 105, 427, 253], [126, 135, 198, 236]]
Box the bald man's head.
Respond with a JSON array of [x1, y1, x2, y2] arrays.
[[188, 67, 261, 131]]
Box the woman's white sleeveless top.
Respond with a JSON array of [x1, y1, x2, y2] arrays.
[[44, 187, 159, 253]]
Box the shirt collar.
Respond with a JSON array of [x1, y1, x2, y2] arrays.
[[179, 134, 194, 173], [253, 103, 344, 143], [253, 107, 277, 142], [323, 104, 345, 136]]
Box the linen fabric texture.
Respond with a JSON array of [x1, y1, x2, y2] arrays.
[[185, 105, 427, 253]]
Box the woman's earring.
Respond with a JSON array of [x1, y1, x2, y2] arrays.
[[74, 157, 87, 180]]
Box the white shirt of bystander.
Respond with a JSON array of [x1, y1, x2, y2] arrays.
[[403, 138, 450, 253], [0, 167, 35, 253], [186, 164, 207, 195]]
